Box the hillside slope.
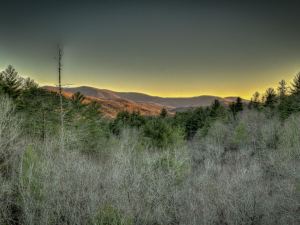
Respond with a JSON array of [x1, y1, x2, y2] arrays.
[[44, 86, 167, 118], [44, 86, 248, 117]]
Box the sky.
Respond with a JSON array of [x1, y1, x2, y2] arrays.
[[1, 0, 300, 98]]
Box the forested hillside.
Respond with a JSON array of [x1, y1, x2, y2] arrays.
[[0, 65, 299, 225], [42, 85, 248, 118]]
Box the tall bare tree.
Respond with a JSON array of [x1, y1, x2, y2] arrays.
[[57, 45, 64, 151]]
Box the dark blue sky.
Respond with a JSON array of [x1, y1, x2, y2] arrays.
[[1, 0, 300, 97]]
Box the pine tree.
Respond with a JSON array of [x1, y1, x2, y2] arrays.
[[76, 100, 107, 153], [85, 100, 101, 119], [23, 77, 38, 90], [17, 87, 61, 140], [160, 108, 168, 118], [66, 92, 87, 124], [210, 99, 220, 117], [229, 97, 243, 118], [209, 99, 226, 120], [277, 79, 287, 99], [291, 72, 300, 95], [71, 92, 85, 109], [235, 97, 243, 112], [0, 65, 23, 98], [212, 99, 220, 109], [229, 102, 236, 117], [251, 92, 261, 109], [264, 88, 277, 108]]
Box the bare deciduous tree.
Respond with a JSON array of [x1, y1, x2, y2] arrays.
[[57, 45, 64, 151]]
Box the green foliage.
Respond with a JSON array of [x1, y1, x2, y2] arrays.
[[210, 99, 221, 117], [248, 91, 261, 110], [71, 91, 86, 110], [68, 100, 110, 154], [235, 97, 243, 112], [110, 111, 146, 135], [277, 79, 287, 98], [17, 87, 61, 138], [185, 108, 209, 139], [264, 88, 277, 108], [1, 65, 300, 225], [174, 101, 229, 140], [159, 108, 168, 118], [85, 100, 102, 118], [143, 118, 184, 148], [291, 72, 300, 95], [278, 93, 300, 119], [209, 99, 228, 121], [0, 65, 24, 99], [229, 97, 243, 118], [3, 65, 300, 153]]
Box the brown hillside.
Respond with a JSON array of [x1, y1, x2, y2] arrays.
[[44, 86, 168, 118]]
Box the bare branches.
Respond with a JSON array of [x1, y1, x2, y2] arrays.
[[0, 97, 299, 224], [57, 45, 64, 151]]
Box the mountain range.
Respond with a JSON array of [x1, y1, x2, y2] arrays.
[[43, 86, 248, 118]]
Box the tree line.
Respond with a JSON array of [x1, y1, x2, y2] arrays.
[[1, 65, 300, 150], [0, 65, 299, 225]]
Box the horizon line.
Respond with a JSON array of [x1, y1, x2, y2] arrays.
[[42, 84, 250, 100]]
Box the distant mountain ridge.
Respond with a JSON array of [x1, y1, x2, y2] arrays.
[[43, 86, 248, 117]]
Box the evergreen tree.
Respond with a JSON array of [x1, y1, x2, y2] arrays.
[[160, 108, 168, 118], [210, 99, 221, 117], [85, 100, 101, 119], [210, 99, 226, 119], [65, 92, 87, 124], [0, 65, 23, 98], [143, 118, 183, 148], [110, 111, 146, 135], [264, 88, 277, 108], [72, 92, 85, 104], [235, 97, 243, 112], [277, 79, 287, 99], [129, 111, 146, 128], [229, 102, 236, 117], [185, 107, 208, 139], [291, 72, 300, 95], [251, 92, 261, 109], [23, 77, 38, 90], [17, 87, 61, 139], [229, 97, 243, 118], [71, 92, 86, 111], [75, 100, 110, 154]]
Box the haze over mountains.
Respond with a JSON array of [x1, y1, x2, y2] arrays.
[[44, 86, 248, 117]]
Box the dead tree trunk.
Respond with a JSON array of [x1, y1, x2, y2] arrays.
[[57, 45, 64, 151]]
